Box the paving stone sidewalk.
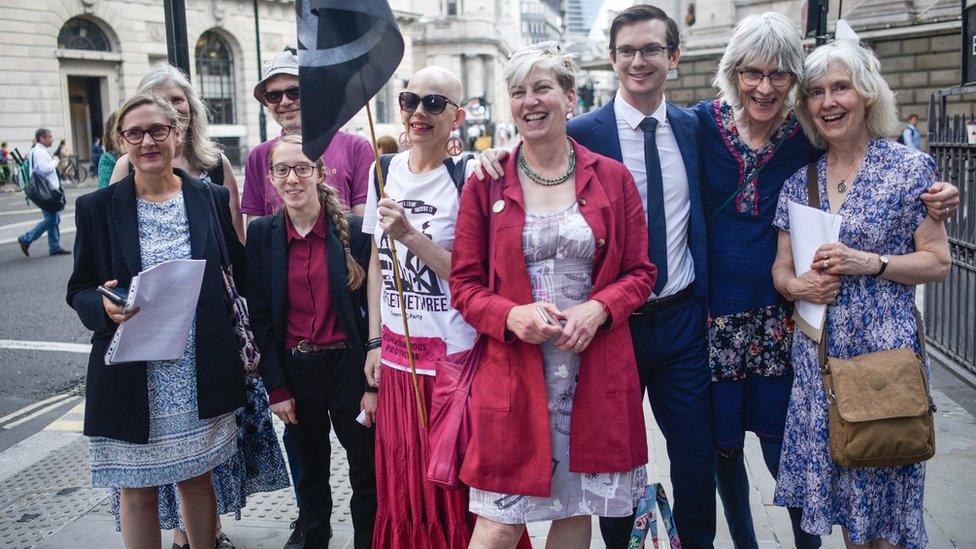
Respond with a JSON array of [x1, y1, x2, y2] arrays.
[[1, 369, 974, 548]]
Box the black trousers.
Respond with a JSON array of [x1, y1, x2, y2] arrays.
[[284, 348, 376, 549]]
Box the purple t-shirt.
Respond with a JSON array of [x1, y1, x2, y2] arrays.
[[241, 130, 373, 216]]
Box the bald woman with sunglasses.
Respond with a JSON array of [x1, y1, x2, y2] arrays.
[[361, 66, 482, 549]]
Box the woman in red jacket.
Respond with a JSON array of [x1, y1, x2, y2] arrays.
[[450, 42, 655, 548]]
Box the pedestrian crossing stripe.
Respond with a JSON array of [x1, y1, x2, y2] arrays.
[[43, 401, 84, 433]]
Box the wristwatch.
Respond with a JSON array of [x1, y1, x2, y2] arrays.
[[876, 255, 889, 276]]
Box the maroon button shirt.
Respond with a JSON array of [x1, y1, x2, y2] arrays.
[[285, 209, 346, 349]]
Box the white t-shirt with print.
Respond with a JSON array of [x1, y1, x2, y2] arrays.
[[362, 152, 477, 376]]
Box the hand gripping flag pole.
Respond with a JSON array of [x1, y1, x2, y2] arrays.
[[365, 101, 428, 429], [296, 0, 427, 428]]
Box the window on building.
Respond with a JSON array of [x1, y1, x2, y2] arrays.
[[195, 31, 235, 125], [57, 18, 111, 51], [446, 0, 459, 16], [376, 82, 395, 124]]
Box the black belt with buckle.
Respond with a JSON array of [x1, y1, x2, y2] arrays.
[[631, 285, 694, 316], [290, 340, 349, 355]]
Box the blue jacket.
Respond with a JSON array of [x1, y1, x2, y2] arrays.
[[567, 97, 708, 306]]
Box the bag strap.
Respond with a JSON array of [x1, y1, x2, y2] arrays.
[[205, 185, 232, 272], [806, 161, 819, 209], [372, 153, 395, 199], [442, 154, 474, 194], [209, 157, 225, 187]]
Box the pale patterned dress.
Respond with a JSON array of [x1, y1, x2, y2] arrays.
[[89, 192, 237, 488], [468, 203, 646, 524]]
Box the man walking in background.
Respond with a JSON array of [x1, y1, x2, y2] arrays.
[[18, 128, 70, 257]]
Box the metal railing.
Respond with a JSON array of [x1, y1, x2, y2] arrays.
[[925, 89, 976, 375]]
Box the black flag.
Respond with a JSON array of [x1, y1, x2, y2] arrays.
[[296, 0, 404, 160]]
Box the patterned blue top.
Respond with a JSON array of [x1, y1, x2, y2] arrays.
[[692, 99, 822, 317]]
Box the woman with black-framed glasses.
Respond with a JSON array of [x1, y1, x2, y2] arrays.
[[68, 93, 247, 549], [244, 133, 376, 548], [691, 13, 958, 549]]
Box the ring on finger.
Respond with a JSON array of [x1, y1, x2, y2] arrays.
[[823, 259, 829, 269]]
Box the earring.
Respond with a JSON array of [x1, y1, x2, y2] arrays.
[[398, 132, 412, 150], [446, 134, 464, 156]]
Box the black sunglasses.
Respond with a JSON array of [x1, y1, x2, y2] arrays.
[[262, 86, 300, 104], [398, 91, 459, 115]]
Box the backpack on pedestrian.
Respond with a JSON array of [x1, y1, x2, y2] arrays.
[[24, 149, 66, 212]]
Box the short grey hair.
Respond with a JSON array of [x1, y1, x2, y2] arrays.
[[713, 12, 805, 111], [795, 39, 900, 149], [138, 63, 221, 172], [503, 41, 578, 93]]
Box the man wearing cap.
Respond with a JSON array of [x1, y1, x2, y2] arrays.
[[243, 50, 373, 221]]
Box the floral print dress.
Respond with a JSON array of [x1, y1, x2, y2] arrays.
[[105, 182, 289, 530], [772, 139, 935, 548], [89, 192, 238, 490]]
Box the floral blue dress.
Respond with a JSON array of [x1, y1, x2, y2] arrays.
[[105, 186, 289, 530], [772, 139, 934, 548], [692, 99, 822, 449], [89, 192, 238, 489]]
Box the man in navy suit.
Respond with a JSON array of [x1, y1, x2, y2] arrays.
[[476, 5, 715, 547], [577, 7, 714, 548]]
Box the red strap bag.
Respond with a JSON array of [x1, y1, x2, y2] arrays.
[[426, 176, 500, 490]]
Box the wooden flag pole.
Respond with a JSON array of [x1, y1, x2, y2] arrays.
[[364, 101, 428, 430]]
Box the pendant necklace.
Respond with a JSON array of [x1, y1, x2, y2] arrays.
[[831, 155, 862, 194]]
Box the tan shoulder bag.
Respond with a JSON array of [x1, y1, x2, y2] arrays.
[[805, 162, 936, 469]]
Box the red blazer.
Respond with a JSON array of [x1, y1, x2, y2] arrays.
[[450, 140, 655, 496]]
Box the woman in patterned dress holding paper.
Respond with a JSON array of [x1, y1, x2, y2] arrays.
[[67, 93, 246, 549], [771, 37, 950, 547]]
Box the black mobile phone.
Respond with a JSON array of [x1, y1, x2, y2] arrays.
[[97, 285, 128, 308]]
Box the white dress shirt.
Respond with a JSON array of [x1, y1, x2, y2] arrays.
[[30, 144, 60, 191], [614, 91, 694, 298]]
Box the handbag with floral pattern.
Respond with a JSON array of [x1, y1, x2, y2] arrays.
[[207, 188, 260, 376]]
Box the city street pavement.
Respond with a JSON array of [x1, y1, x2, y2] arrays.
[[0, 367, 974, 548], [0, 184, 92, 449], [0, 182, 974, 547]]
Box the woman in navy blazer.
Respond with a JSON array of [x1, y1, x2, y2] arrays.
[[67, 93, 245, 548]]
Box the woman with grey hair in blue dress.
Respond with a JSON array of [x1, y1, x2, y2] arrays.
[[693, 12, 957, 549], [772, 36, 950, 548]]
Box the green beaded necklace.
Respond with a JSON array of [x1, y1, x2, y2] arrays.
[[517, 142, 576, 186]]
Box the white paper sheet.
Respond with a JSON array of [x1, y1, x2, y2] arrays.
[[105, 259, 207, 365], [788, 202, 843, 342]]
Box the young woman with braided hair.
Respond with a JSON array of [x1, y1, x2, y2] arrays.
[[244, 134, 377, 548]]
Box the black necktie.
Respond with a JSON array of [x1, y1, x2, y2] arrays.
[[639, 116, 668, 295]]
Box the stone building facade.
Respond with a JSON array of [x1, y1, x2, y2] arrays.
[[0, 0, 523, 166], [0, 0, 303, 165], [581, 0, 971, 146]]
